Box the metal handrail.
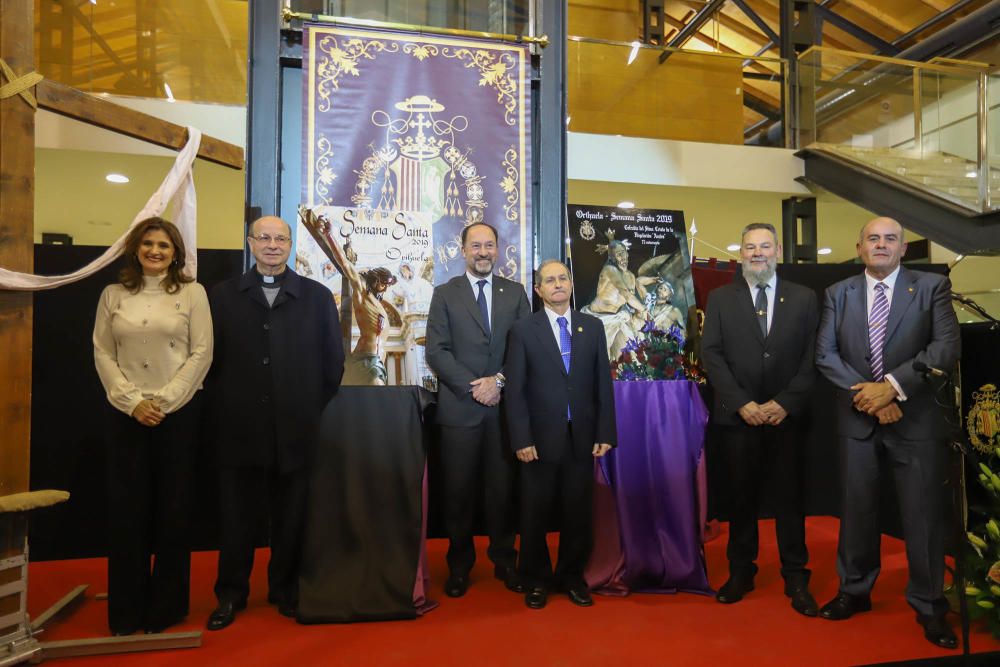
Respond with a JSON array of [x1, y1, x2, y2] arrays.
[[281, 7, 550, 47], [567, 34, 787, 66], [798, 47, 998, 213]]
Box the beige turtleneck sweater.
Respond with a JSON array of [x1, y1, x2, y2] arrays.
[[94, 275, 213, 416]]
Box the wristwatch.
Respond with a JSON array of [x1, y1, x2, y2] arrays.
[[495, 372, 506, 389]]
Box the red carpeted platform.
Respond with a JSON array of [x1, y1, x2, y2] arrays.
[[27, 516, 1000, 666]]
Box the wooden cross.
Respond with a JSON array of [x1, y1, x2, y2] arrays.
[[0, 0, 243, 504]]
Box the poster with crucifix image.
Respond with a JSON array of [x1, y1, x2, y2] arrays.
[[298, 23, 533, 387], [567, 204, 697, 378]]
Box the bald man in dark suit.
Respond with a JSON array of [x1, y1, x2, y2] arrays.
[[815, 216, 960, 649]]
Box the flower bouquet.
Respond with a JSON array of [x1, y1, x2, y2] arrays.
[[609, 321, 705, 384]]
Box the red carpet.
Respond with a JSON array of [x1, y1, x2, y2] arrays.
[[28, 517, 1000, 666]]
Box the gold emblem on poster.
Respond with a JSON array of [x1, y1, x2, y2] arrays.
[[315, 37, 400, 111], [968, 383, 1000, 454]]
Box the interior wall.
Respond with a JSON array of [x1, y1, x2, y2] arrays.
[[568, 0, 641, 42], [566, 180, 875, 262], [567, 42, 745, 144], [35, 148, 246, 250]]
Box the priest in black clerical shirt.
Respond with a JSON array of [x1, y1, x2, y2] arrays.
[[205, 215, 344, 630]]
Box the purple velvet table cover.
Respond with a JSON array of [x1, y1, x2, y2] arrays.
[[585, 380, 713, 596]]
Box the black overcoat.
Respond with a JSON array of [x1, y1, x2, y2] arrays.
[[208, 269, 344, 471]]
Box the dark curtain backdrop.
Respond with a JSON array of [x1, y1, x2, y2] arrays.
[[29, 247, 960, 560], [29, 245, 241, 560]]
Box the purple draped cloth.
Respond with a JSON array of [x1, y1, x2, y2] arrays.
[[585, 380, 713, 596]]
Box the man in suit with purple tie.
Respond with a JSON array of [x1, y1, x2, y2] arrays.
[[815, 217, 960, 649], [503, 259, 616, 610], [701, 223, 819, 616]]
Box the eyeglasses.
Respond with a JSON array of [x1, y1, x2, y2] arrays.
[[250, 234, 291, 245]]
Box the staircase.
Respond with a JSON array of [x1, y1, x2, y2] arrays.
[[813, 143, 1000, 211], [797, 144, 1000, 255]]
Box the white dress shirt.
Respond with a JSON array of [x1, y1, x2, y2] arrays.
[[543, 306, 572, 346], [864, 265, 906, 401], [745, 272, 777, 334]]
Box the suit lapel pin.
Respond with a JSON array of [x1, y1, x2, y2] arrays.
[[908, 287, 914, 293], [499, 287, 504, 292], [577, 326, 583, 333], [780, 297, 785, 303]]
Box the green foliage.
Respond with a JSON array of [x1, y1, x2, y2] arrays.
[[963, 454, 1000, 638]]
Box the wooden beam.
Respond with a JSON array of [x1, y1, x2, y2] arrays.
[[36, 79, 245, 170], [837, 0, 910, 35], [0, 0, 34, 509]]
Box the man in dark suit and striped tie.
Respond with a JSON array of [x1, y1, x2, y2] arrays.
[[503, 260, 616, 609], [815, 217, 961, 649]]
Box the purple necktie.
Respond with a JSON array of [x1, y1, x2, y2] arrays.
[[869, 282, 888, 381], [477, 279, 491, 337]]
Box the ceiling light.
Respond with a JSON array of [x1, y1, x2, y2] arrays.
[[627, 41, 641, 66], [617, 201, 634, 209], [106, 173, 129, 184], [164, 82, 175, 103], [818, 247, 833, 255], [726, 244, 741, 252]]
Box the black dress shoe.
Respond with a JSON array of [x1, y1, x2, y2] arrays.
[[788, 588, 818, 617], [525, 587, 547, 609], [494, 565, 526, 593], [819, 592, 871, 620], [444, 574, 469, 598], [919, 615, 958, 649], [716, 576, 754, 604], [206, 600, 246, 631], [566, 587, 594, 607]]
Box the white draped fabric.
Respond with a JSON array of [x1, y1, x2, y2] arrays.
[[0, 127, 202, 290]]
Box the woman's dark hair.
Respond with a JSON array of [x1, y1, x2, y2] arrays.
[[119, 217, 192, 294]]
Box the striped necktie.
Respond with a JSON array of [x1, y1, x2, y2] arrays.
[[869, 282, 889, 381]]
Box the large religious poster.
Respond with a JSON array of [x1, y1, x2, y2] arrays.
[[299, 23, 533, 386], [567, 204, 695, 368]]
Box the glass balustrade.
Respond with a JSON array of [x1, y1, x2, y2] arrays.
[[796, 46, 998, 213]]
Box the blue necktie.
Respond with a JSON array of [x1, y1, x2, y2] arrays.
[[558, 316, 572, 419], [477, 279, 491, 337]]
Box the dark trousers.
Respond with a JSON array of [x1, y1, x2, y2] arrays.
[[517, 427, 594, 590], [105, 393, 201, 634], [439, 415, 517, 576], [837, 432, 947, 618], [722, 422, 809, 587], [214, 466, 308, 607]]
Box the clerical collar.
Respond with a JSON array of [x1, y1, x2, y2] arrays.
[[256, 268, 287, 285]]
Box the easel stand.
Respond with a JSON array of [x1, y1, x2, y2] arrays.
[[0, 491, 200, 665]]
